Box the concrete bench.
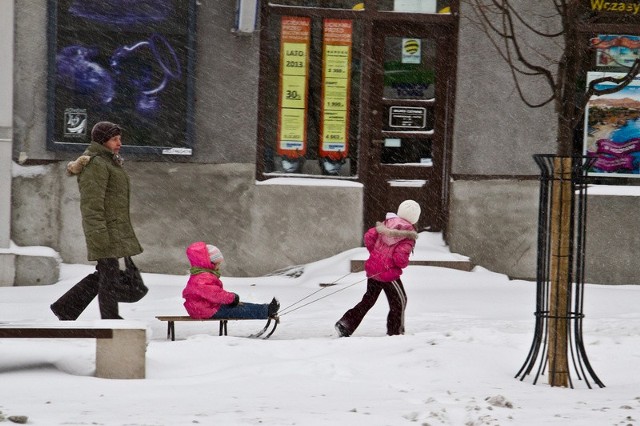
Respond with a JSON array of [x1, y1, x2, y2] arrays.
[[156, 315, 279, 341], [0, 321, 147, 379]]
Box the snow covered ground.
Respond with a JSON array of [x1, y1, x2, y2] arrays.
[[1, 232, 639, 425]]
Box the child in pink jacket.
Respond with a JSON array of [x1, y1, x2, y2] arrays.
[[335, 200, 420, 336], [182, 241, 279, 319]]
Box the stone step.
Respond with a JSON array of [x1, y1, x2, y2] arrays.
[[0, 250, 61, 287], [350, 259, 474, 273]]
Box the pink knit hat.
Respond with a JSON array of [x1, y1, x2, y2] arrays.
[[206, 244, 224, 265]]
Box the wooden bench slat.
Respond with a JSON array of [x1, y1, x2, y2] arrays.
[[156, 316, 270, 322], [0, 328, 114, 339]]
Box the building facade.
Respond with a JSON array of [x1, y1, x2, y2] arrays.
[[3, 0, 639, 285]]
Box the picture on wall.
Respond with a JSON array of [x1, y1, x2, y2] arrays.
[[583, 72, 640, 177], [591, 34, 640, 70], [47, 0, 195, 154]]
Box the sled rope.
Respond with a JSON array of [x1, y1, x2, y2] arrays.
[[278, 272, 352, 315], [279, 272, 379, 316]]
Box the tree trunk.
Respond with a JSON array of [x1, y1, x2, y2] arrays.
[[547, 156, 572, 387]]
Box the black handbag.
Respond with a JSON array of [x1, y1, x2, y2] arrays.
[[112, 256, 148, 303]]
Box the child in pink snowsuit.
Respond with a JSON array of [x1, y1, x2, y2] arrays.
[[182, 242, 279, 319], [335, 200, 420, 336]]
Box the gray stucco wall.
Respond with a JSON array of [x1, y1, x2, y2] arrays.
[[13, 1, 260, 164], [452, 1, 558, 176], [586, 194, 640, 285], [449, 0, 640, 284], [449, 180, 640, 285], [448, 0, 556, 280], [9, 1, 639, 285], [12, 161, 363, 277], [10, 2, 364, 278], [12, 3, 48, 163], [448, 179, 539, 279]]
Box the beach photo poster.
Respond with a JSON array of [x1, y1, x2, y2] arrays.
[[583, 71, 640, 177]]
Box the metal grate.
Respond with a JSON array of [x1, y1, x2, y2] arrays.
[[515, 154, 604, 389]]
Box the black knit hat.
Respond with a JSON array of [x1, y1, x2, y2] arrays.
[[91, 121, 122, 144]]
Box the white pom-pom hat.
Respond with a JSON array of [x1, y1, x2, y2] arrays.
[[396, 200, 421, 225]]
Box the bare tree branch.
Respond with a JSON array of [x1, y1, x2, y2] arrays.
[[505, 1, 564, 38], [464, 0, 640, 153], [586, 59, 640, 99]]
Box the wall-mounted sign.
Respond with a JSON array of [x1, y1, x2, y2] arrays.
[[389, 106, 427, 129], [390, 83, 431, 98], [401, 38, 421, 64], [277, 16, 311, 159], [583, 71, 640, 177], [393, 0, 436, 13], [319, 19, 352, 161], [589, 0, 640, 16], [47, 0, 196, 154], [591, 35, 640, 69]]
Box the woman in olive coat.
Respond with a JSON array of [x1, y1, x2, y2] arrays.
[[51, 121, 143, 320]]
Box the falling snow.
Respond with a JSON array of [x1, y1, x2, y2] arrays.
[[1, 232, 639, 425]]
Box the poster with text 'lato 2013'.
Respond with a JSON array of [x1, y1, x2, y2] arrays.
[[584, 72, 640, 177], [277, 16, 311, 158]]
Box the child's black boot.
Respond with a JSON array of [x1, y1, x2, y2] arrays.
[[335, 321, 351, 337], [268, 297, 280, 317]]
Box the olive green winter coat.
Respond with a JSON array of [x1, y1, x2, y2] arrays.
[[67, 142, 143, 261]]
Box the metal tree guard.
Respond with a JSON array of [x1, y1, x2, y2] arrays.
[[515, 154, 604, 389]]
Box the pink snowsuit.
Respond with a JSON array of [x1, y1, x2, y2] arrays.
[[182, 241, 237, 319], [363, 214, 418, 282], [335, 213, 418, 336]]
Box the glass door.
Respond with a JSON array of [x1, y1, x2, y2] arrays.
[[362, 21, 454, 231]]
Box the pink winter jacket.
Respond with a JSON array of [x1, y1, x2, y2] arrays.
[[363, 214, 418, 282], [182, 241, 237, 319]]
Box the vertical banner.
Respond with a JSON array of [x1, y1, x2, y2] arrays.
[[319, 19, 352, 162], [277, 16, 311, 160], [583, 71, 640, 177]]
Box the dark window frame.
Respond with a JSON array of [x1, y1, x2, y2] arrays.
[[46, 0, 197, 157], [255, 0, 459, 180]]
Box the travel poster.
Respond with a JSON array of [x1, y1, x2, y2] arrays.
[[583, 71, 640, 177]]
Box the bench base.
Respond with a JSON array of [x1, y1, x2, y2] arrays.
[[96, 328, 146, 379], [156, 316, 279, 340], [0, 324, 147, 379]]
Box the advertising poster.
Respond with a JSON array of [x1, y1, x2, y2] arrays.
[[319, 19, 352, 159], [401, 38, 422, 64], [48, 0, 195, 154], [591, 35, 640, 69], [277, 16, 311, 158], [583, 71, 640, 177]]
